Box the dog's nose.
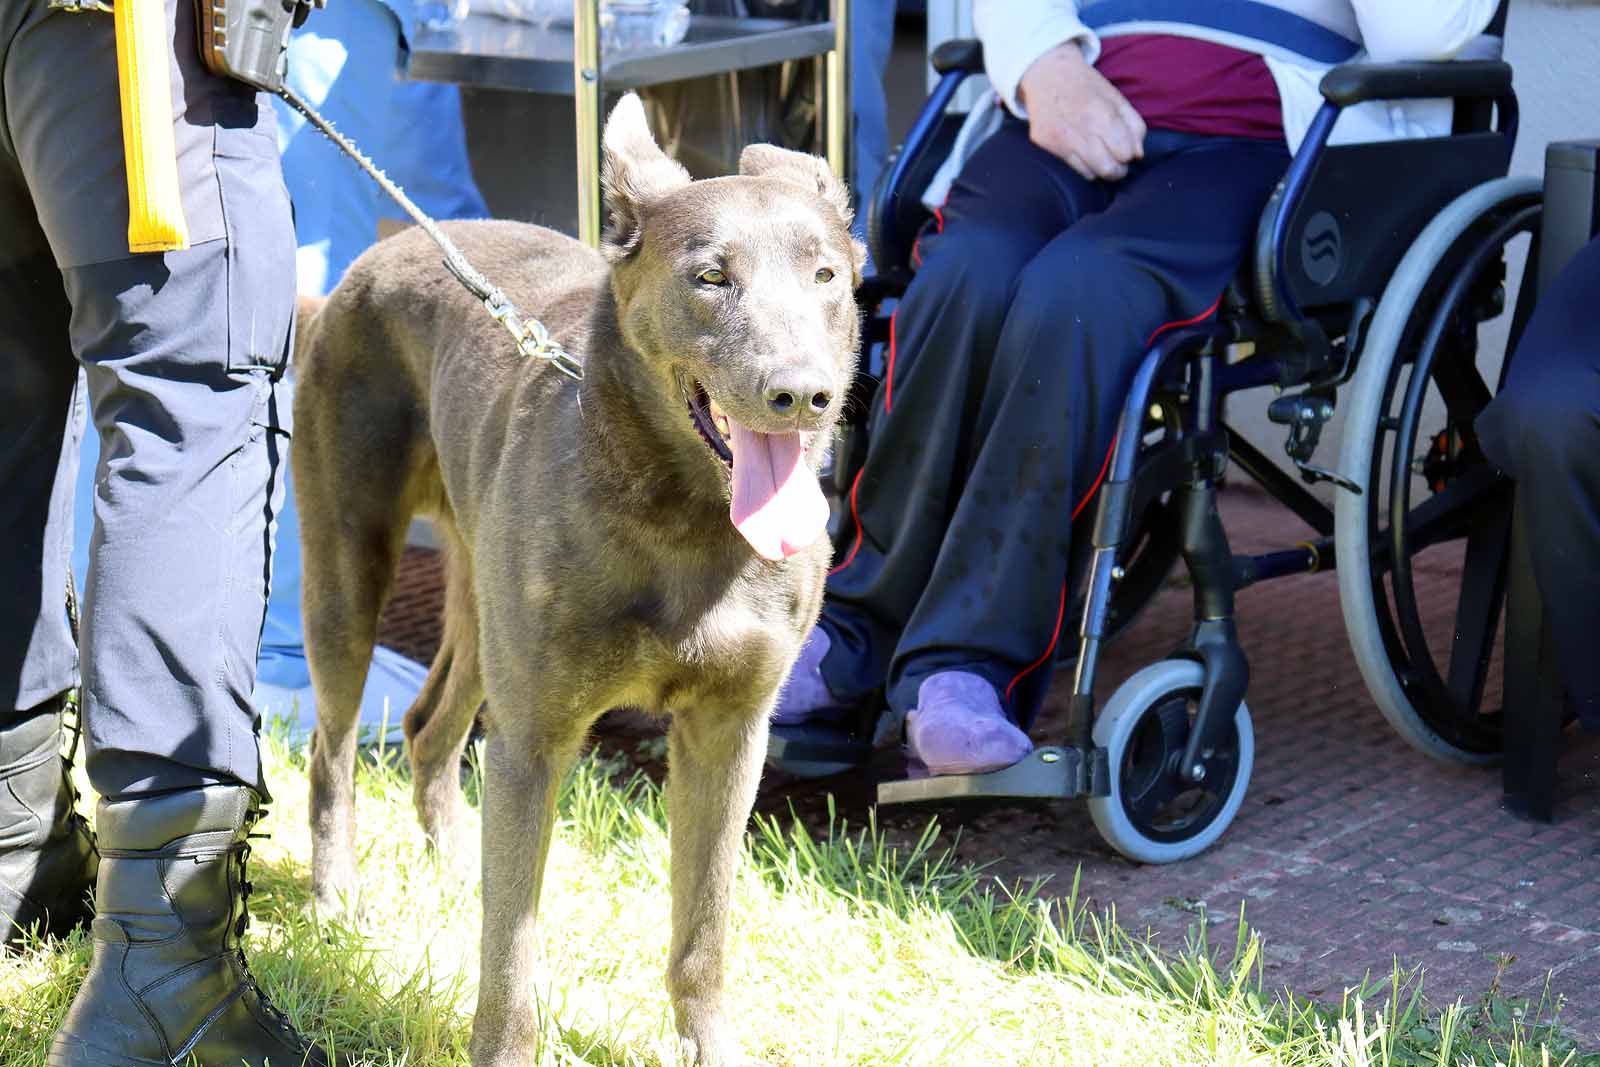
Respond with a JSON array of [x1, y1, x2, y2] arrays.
[[764, 369, 834, 425]]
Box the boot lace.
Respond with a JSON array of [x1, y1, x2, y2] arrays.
[[61, 580, 93, 842], [59, 692, 92, 840], [233, 805, 315, 1049]]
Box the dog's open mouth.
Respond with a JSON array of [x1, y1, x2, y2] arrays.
[[686, 379, 829, 562], [687, 382, 734, 468]]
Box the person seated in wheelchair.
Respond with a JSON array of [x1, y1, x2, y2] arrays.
[[775, 0, 1502, 778]]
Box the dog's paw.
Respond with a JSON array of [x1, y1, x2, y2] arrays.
[[416, 775, 478, 862], [468, 1019, 540, 1067], [676, 1019, 736, 1067], [310, 858, 363, 923], [311, 886, 362, 924], [421, 801, 477, 871]]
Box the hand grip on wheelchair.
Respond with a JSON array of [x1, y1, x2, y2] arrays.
[[929, 38, 983, 76], [1319, 60, 1513, 107]]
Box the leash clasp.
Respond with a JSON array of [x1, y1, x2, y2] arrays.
[[483, 293, 584, 381]]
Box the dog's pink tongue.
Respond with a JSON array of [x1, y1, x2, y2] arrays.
[[728, 422, 828, 561]]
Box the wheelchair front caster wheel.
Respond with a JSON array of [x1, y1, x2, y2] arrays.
[[1087, 659, 1254, 864]]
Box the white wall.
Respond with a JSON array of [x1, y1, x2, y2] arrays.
[[923, 0, 988, 108]]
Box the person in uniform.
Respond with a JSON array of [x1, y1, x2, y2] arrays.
[[0, 0, 331, 1059]]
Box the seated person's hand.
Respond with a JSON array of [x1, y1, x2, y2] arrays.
[[1018, 41, 1146, 183]]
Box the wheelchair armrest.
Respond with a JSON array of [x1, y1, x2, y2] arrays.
[[930, 38, 984, 75], [1319, 60, 1512, 107]]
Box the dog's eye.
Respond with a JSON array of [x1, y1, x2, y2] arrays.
[[814, 268, 835, 284], [697, 269, 728, 287]]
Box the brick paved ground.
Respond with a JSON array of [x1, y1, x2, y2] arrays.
[[376, 486, 1600, 1044]]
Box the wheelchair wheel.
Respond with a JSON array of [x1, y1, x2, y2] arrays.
[[1336, 177, 1542, 765], [1088, 659, 1254, 864]]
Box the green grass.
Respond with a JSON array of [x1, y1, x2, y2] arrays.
[[1, 725, 1592, 1067]]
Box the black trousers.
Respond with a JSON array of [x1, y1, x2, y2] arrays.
[[1477, 233, 1600, 730], [0, 0, 295, 797], [818, 118, 1288, 725]]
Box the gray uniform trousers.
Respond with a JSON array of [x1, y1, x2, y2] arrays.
[[0, 0, 295, 798]]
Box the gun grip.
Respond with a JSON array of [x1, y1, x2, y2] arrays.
[[194, 0, 294, 92]]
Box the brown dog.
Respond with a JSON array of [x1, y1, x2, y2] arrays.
[[291, 93, 862, 1065]]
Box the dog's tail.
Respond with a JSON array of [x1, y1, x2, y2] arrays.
[[292, 293, 327, 370]]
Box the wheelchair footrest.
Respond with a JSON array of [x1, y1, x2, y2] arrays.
[[766, 722, 872, 779], [876, 746, 1094, 805]]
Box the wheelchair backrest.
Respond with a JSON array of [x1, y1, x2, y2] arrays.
[[1250, 131, 1512, 322]]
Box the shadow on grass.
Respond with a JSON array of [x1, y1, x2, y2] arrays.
[[241, 726, 673, 1067], [250, 846, 673, 1067], [23, 722, 1560, 1067]]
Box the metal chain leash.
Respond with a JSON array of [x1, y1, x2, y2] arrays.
[[277, 85, 584, 381]]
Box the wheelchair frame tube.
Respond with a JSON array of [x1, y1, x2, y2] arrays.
[[1213, 352, 1283, 395], [1234, 542, 1332, 586], [1269, 101, 1342, 324], [1223, 427, 1335, 537], [873, 68, 970, 268], [1068, 324, 1224, 748]]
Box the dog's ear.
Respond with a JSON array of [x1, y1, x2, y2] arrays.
[[601, 93, 691, 256], [738, 143, 854, 227]]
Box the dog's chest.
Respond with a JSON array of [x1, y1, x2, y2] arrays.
[[623, 575, 810, 714]]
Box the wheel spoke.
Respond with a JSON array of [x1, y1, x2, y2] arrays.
[[1429, 330, 1494, 423], [1402, 466, 1506, 553], [1447, 508, 1510, 714], [1369, 466, 1505, 580]]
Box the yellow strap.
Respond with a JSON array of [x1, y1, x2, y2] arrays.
[[114, 0, 188, 253]]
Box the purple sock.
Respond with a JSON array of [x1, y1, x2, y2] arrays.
[[905, 671, 1032, 776], [772, 627, 854, 726]]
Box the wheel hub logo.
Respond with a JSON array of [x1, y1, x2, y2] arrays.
[[1301, 211, 1342, 287]]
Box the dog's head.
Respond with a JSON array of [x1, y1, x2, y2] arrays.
[[600, 93, 864, 562]]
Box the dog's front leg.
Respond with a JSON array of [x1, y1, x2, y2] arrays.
[[470, 726, 581, 1067], [665, 705, 771, 1066]]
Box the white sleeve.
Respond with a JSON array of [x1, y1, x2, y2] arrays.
[[1348, 0, 1501, 61], [973, 0, 1099, 116]]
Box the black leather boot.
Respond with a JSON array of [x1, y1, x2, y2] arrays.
[[1, 693, 97, 948], [47, 785, 331, 1067]]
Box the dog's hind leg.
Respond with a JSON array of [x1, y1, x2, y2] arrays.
[[664, 705, 771, 1067], [403, 526, 485, 864], [294, 351, 422, 918], [299, 499, 410, 917]]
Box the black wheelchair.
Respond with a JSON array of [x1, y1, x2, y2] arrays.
[[769, 4, 1545, 864]]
